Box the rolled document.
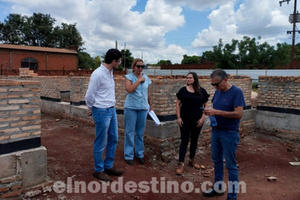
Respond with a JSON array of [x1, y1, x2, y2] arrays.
[[148, 110, 161, 126]]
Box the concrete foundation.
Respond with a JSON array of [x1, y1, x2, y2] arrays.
[[255, 110, 300, 140], [0, 146, 47, 198]]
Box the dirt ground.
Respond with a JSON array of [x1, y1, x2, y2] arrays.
[[24, 113, 300, 200]]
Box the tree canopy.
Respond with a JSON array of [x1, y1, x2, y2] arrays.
[[0, 13, 84, 49], [203, 36, 291, 69], [121, 49, 134, 70], [181, 54, 201, 64], [157, 60, 172, 65]]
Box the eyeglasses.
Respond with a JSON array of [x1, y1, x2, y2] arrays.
[[211, 79, 223, 87], [136, 65, 145, 69]]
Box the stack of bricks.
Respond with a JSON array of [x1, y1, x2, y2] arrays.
[[258, 76, 300, 109], [19, 68, 38, 77]]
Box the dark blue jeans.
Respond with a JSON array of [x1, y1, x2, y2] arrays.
[[211, 128, 240, 199]]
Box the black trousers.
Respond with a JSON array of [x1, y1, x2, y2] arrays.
[[179, 117, 203, 162]]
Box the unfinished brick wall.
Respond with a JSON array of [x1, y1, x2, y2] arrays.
[[258, 76, 300, 109], [0, 79, 48, 199], [0, 76, 72, 102], [70, 76, 90, 105], [256, 76, 300, 140], [146, 75, 252, 116], [39, 77, 71, 101], [72, 75, 252, 115], [0, 79, 41, 144]]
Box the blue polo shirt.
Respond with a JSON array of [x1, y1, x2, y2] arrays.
[[124, 73, 151, 110], [212, 85, 246, 130]]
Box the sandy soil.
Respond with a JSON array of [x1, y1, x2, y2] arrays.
[[21, 113, 300, 200]]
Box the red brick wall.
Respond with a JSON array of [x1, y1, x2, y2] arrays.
[[0, 51, 10, 68], [0, 49, 77, 70]]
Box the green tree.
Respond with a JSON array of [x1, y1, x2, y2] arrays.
[[238, 36, 276, 69], [181, 54, 201, 64], [94, 55, 101, 69], [294, 43, 300, 60], [0, 13, 83, 49], [205, 39, 239, 69], [274, 43, 291, 66], [78, 51, 94, 70], [57, 23, 84, 49], [120, 49, 134, 70], [23, 13, 56, 47], [157, 60, 172, 65], [205, 36, 282, 69], [0, 14, 26, 44]]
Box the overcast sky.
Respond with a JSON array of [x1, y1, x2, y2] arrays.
[[0, 0, 295, 64]]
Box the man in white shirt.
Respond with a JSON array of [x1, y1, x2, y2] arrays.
[[85, 48, 123, 182]]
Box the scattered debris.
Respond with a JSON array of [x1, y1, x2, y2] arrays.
[[69, 124, 79, 129], [55, 119, 61, 122], [200, 165, 206, 170], [289, 162, 300, 166], [267, 176, 277, 182], [24, 190, 42, 198]]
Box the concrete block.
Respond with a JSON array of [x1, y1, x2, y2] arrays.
[[117, 114, 180, 139], [41, 100, 70, 115], [145, 120, 179, 139], [70, 105, 90, 120], [21, 146, 47, 188], [0, 154, 16, 179]]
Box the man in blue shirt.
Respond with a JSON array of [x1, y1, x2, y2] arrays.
[[203, 69, 246, 200], [85, 49, 123, 182]]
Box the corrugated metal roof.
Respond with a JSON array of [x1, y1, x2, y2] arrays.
[[0, 44, 78, 54]]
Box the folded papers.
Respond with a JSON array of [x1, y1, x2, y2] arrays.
[[148, 110, 161, 126]]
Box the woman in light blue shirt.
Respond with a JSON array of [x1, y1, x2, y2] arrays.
[[124, 58, 153, 165]]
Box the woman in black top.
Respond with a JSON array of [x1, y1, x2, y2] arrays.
[[175, 72, 210, 175]]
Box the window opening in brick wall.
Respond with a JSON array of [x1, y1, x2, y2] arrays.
[[21, 57, 38, 72]]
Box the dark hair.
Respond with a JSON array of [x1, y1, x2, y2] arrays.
[[210, 69, 228, 80], [187, 72, 201, 96], [104, 49, 122, 64]]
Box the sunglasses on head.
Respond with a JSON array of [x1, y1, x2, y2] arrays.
[[211, 79, 223, 87], [136, 65, 145, 69]]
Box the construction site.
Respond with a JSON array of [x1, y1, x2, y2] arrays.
[[0, 68, 299, 200]]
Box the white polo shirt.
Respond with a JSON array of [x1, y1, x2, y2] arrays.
[[85, 64, 115, 110]]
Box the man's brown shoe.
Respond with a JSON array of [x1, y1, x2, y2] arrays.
[[176, 162, 184, 175], [104, 167, 123, 176], [93, 171, 112, 182], [189, 159, 200, 169]]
